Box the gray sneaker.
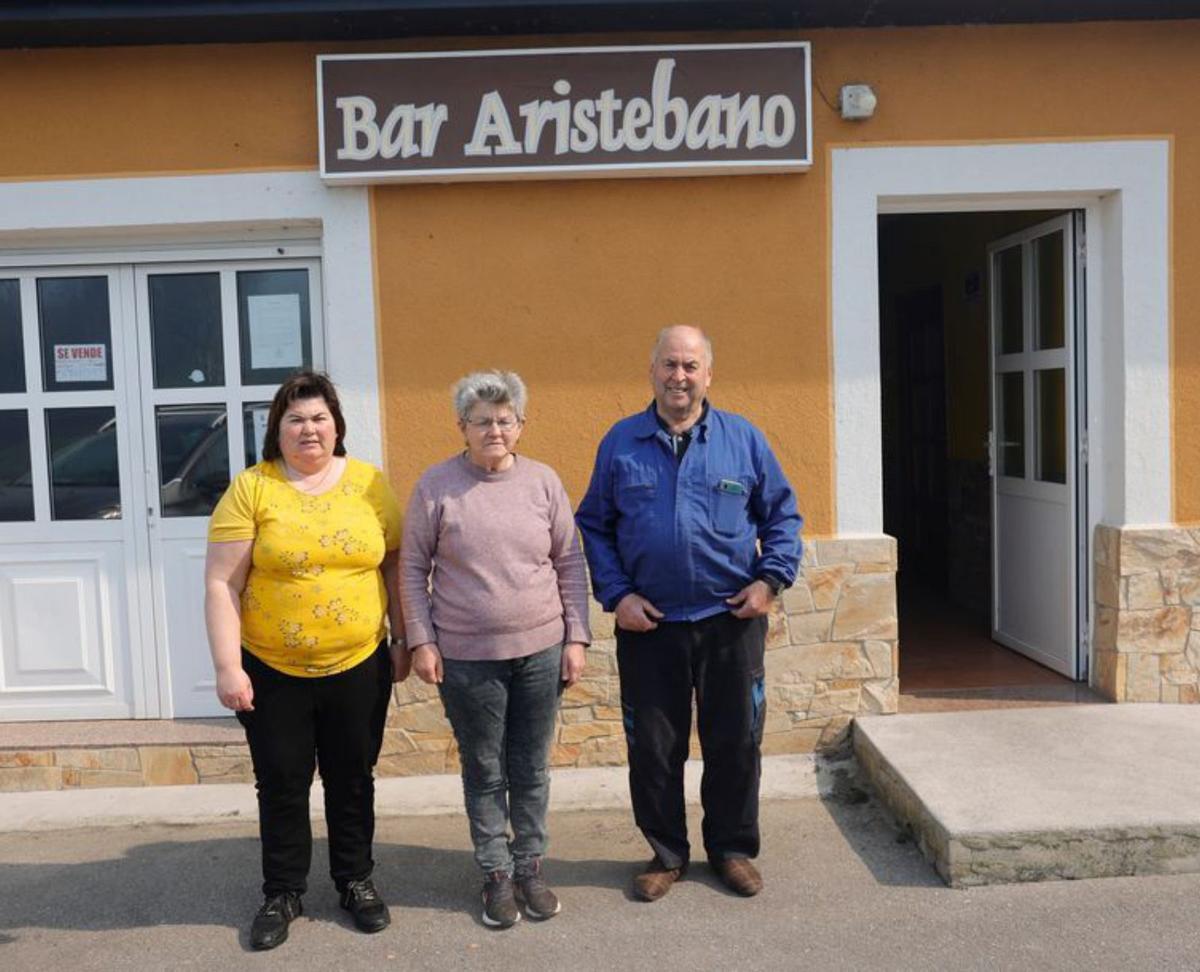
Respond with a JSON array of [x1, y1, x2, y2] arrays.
[[515, 859, 561, 919], [481, 870, 521, 929]]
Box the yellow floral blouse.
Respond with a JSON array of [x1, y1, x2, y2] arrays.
[[208, 457, 401, 677]]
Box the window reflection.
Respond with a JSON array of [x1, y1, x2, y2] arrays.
[[46, 407, 121, 520], [242, 402, 271, 467], [156, 405, 230, 518]]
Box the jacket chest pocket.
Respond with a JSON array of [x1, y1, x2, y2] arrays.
[[712, 476, 750, 535], [615, 463, 658, 518]]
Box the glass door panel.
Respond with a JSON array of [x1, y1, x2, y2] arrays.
[[995, 245, 1024, 355], [0, 409, 33, 521], [0, 279, 25, 393], [154, 404, 230, 518], [1036, 368, 1067, 485], [148, 273, 224, 388], [237, 268, 312, 386], [1034, 230, 1066, 350], [242, 401, 272, 467], [999, 371, 1025, 478], [38, 276, 114, 392], [45, 406, 121, 520]]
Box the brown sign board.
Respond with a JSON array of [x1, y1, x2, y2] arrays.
[[317, 43, 811, 184]]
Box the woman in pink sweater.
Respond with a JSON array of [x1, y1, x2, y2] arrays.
[[399, 370, 591, 929]]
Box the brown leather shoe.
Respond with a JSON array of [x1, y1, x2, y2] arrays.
[[713, 857, 763, 897], [632, 857, 686, 901]]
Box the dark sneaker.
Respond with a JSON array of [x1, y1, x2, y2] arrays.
[[481, 870, 521, 929], [339, 877, 391, 933], [515, 859, 561, 920], [712, 857, 763, 897], [632, 857, 687, 902], [250, 891, 303, 950]]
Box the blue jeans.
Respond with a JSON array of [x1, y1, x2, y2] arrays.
[[439, 644, 564, 875]]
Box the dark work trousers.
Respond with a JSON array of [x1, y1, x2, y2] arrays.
[[616, 611, 767, 871], [237, 642, 392, 897]]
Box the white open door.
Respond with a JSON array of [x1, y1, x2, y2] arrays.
[[988, 214, 1083, 678]]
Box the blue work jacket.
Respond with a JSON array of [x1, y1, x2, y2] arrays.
[[576, 402, 803, 622]]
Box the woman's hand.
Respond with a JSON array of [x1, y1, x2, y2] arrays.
[[411, 643, 443, 684], [561, 642, 586, 686], [389, 641, 412, 683], [216, 665, 254, 712]]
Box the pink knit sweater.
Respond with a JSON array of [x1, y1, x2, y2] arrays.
[[399, 453, 591, 661]]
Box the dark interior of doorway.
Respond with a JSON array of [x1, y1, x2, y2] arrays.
[[878, 211, 1099, 712]]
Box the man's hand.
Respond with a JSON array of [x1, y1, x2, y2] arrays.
[[216, 665, 254, 712], [411, 643, 444, 684], [615, 593, 664, 632], [389, 641, 412, 683], [726, 579, 774, 619], [561, 642, 587, 686]]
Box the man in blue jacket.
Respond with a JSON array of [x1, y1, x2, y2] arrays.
[[576, 325, 803, 901]]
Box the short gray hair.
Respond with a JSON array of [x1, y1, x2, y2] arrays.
[[452, 370, 528, 421], [651, 325, 714, 367]]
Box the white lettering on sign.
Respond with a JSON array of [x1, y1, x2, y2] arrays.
[[336, 57, 798, 163], [336, 95, 449, 161], [54, 343, 107, 383]]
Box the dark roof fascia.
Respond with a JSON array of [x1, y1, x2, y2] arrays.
[[3, 1, 1200, 49]]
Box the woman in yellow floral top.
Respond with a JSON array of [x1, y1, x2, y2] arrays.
[[204, 370, 407, 951]]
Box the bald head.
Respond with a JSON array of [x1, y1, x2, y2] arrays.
[[649, 324, 713, 430], [651, 325, 713, 368]]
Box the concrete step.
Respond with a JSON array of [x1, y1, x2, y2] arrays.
[[853, 703, 1200, 887]]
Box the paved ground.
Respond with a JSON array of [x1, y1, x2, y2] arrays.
[[3, 784, 1200, 971]]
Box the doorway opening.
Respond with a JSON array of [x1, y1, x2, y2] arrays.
[[878, 211, 1102, 712]]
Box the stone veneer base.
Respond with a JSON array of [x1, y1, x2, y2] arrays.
[[1093, 524, 1200, 703], [0, 535, 898, 792]]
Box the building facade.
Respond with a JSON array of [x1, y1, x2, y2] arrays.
[[1, 2, 1197, 781]]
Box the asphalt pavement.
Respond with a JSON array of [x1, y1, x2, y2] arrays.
[[2, 777, 1199, 971]]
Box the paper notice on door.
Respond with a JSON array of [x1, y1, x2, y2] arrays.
[[251, 406, 270, 463], [247, 294, 303, 370], [54, 343, 107, 382]]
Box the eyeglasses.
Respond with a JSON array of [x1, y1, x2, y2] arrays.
[[465, 417, 521, 431]]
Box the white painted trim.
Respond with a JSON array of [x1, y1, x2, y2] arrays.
[[0, 171, 381, 466], [831, 139, 1170, 533]]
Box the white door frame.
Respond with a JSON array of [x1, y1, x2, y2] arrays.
[[0, 171, 377, 719], [831, 139, 1171, 679]]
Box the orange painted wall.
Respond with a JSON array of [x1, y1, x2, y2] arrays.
[[4, 20, 1200, 530]]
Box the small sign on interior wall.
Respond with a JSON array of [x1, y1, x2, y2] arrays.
[[54, 343, 107, 382], [964, 269, 983, 304]]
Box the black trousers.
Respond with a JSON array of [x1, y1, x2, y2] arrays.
[[237, 643, 392, 897], [616, 611, 767, 870]]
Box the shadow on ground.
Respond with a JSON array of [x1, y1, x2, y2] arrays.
[[814, 755, 944, 890]]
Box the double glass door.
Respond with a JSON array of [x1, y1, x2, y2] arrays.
[[0, 257, 322, 720]]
